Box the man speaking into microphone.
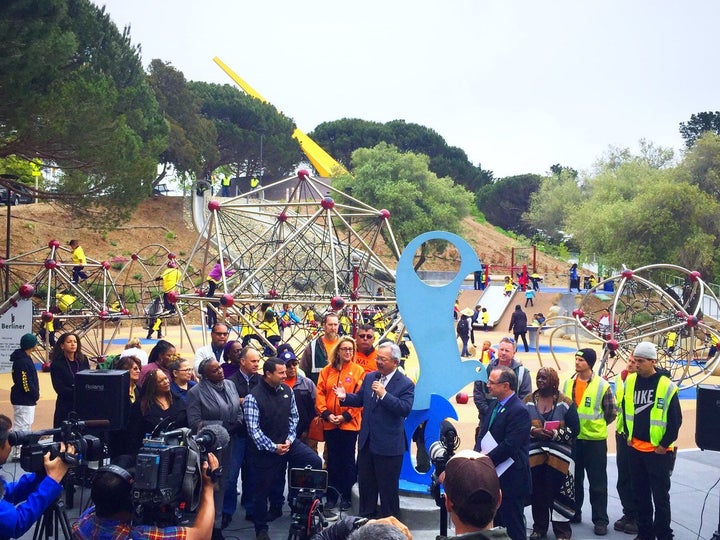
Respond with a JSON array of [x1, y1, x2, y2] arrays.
[[334, 342, 414, 519]]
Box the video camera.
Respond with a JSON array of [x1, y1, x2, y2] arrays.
[[132, 424, 229, 526], [428, 420, 460, 506], [288, 467, 330, 540], [8, 416, 106, 473]]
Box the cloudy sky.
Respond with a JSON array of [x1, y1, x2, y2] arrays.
[[97, 0, 718, 178]]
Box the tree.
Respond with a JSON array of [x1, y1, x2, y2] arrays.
[[334, 142, 474, 267], [147, 60, 218, 187], [678, 132, 720, 198], [523, 169, 583, 243], [476, 174, 543, 235], [680, 112, 720, 148], [188, 82, 303, 179], [0, 0, 168, 222], [310, 118, 492, 191]]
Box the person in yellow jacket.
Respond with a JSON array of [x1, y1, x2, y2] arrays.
[[620, 342, 681, 540], [315, 336, 364, 510], [562, 348, 616, 536], [612, 356, 638, 535], [69, 239, 88, 283], [156, 261, 182, 314]]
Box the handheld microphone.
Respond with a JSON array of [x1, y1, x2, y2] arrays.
[[374, 372, 382, 380]]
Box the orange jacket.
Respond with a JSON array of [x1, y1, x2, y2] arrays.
[[316, 361, 364, 431], [354, 349, 377, 373]]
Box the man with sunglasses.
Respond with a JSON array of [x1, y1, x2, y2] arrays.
[[195, 323, 229, 375], [473, 337, 532, 435], [354, 324, 378, 374]]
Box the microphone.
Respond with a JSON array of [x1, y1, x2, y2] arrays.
[[373, 372, 383, 400], [79, 419, 111, 429], [195, 424, 230, 453]]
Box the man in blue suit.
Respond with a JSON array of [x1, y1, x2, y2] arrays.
[[334, 342, 415, 519], [474, 365, 531, 540]]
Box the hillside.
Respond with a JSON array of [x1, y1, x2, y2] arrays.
[[0, 197, 569, 286]]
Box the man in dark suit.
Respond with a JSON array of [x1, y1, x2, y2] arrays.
[[334, 342, 415, 519], [474, 365, 531, 540]]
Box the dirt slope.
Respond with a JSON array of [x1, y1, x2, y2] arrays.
[[0, 197, 569, 283]]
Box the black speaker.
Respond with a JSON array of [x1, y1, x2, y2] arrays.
[[696, 384, 720, 451], [75, 369, 130, 430]]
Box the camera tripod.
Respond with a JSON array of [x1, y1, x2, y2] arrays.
[[32, 496, 72, 540]]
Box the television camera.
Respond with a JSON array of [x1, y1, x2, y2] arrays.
[[8, 416, 106, 473], [288, 467, 334, 540], [132, 423, 229, 526], [428, 420, 460, 536]]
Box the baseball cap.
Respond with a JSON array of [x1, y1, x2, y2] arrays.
[[279, 350, 297, 363], [444, 449, 500, 515], [633, 341, 657, 360], [276, 343, 297, 363]]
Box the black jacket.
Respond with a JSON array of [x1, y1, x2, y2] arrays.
[[10, 349, 40, 406], [508, 309, 528, 334]]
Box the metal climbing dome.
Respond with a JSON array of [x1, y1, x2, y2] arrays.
[[179, 169, 402, 354], [538, 263, 720, 390]]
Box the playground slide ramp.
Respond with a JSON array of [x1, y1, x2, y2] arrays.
[[472, 284, 517, 329]]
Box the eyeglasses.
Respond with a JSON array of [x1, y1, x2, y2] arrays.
[[486, 379, 505, 386], [175, 368, 193, 373], [130, 366, 141, 371], [357, 334, 374, 339], [339, 347, 355, 352]]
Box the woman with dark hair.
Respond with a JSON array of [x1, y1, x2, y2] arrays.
[[316, 336, 364, 509], [50, 332, 89, 428], [524, 367, 580, 540], [221, 340, 242, 379], [140, 369, 187, 436], [138, 339, 176, 387], [113, 356, 142, 403]]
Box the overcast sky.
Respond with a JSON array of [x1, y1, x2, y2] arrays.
[[97, 0, 718, 178]]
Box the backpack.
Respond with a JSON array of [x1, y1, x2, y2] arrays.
[[457, 317, 469, 336]]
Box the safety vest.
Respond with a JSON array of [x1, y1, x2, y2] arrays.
[[623, 373, 677, 448], [563, 375, 610, 440], [221, 176, 230, 187], [615, 374, 626, 434]]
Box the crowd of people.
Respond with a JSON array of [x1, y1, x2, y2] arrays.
[[473, 339, 682, 540], [4, 311, 418, 540], [3, 295, 685, 540]]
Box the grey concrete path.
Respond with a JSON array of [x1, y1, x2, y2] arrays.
[[7, 448, 720, 540]]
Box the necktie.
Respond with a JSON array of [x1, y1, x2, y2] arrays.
[[488, 401, 502, 427]]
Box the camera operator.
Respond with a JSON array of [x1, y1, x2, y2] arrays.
[[311, 516, 411, 540], [0, 414, 73, 540], [72, 452, 220, 540], [438, 449, 510, 540]]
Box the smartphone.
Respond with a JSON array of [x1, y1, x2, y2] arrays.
[[289, 467, 328, 491]]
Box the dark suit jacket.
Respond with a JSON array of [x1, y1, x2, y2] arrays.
[[474, 392, 531, 496], [342, 370, 415, 456]]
